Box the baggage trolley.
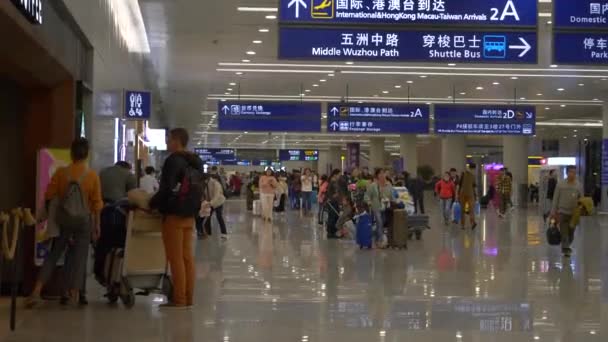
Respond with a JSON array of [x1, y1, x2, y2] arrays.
[[108, 209, 172, 308], [407, 214, 430, 241]]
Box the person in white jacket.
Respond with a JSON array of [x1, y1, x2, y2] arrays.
[[196, 174, 227, 240]]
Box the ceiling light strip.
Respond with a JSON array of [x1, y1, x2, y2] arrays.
[[217, 62, 608, 73]]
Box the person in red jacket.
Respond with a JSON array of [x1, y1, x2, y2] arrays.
[[435, 172, 456, 225]]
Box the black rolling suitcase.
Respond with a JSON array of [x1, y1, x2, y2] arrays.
[[388, 209, 408, 249]]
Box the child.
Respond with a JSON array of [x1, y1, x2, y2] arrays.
[[354, 202, 373, 249], [336, 196, 355, 239]]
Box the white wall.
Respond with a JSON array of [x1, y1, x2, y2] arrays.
[[61, 0, 157, 170]]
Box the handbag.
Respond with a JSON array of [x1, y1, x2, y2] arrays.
[[546, 219, 562, 246]]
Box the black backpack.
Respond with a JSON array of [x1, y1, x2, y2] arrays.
[[169, 163, 206, 217]]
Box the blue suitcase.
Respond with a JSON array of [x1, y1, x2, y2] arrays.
[[355, 212, 373, 249]]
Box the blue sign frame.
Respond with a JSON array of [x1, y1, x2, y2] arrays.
[[279, 149, 319, 161], [327, 103, 430, 134], [279, 27, 537, 63], [218, 102, 322, 132], [279, 0, 537, 27], [434, 104, 535, 135], [124, 90, 152, 120], [193, 148, 236, 161], [555, 0, 608, 29], [554, 32, 608, 64]]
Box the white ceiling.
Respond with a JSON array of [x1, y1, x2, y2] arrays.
[[139, 0, 606, 150]]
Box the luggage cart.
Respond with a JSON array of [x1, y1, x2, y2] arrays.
[[113, 209, 172, 308], [407, 215, 430, 241]]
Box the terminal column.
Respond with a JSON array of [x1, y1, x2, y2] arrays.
[[327, 145, 342, 173], [441, 136, 466, 174], [503, 136, 529, 209], [602, 103, 608, 212], [369, 137, 386, 170], [400, 135, 418, 176]]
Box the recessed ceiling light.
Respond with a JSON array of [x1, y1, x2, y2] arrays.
[[328, 73, 335, 77], [547, 20, 553, 24], [578, 83, 584, 86], [476, 86, 484, 90], [265, 15, 277, 19], [420, 75, 428, 78], [229, 82, 236, 86], [242, 59, 251, 63], [258, 28, 269, 33], [236, 72, 243, 75], [593, 98, 599, 101], [426, 102, 431, 105], [561, 104, 566, 107], [459, 92, 466, 95], [319, 79, 327, 82], [224, 92, 231, 95], [574, 129, 578, 132], [537, 93, 543, 96], [246, 51, 256, 55], [520, 97, 526, 100], [305, 89, 311, 92], [557, 88, 565, 91], [394, 85, 402, 89], [448, 63, 456, 66], [253, 40, 262, 44], [550, 64, 558, 68], [237, 7, 278, 12], [448, 95, 453, 99], [345, 61, 354, 65], [382, 90, 389, 94], [406, 80, 414, 84], [545, 107, 550, 110], [312, 84, 319, 87], [373, 94, 379, 97], [227, 88, 233, 91], [300, 93, 306, 96], [603, 78, 608, 81], [511, 77, 518, 80], [493, 81, 500, 85]]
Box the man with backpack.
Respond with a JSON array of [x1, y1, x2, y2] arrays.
[[150, 128, 203, 309], [26, 138, 103, 308]]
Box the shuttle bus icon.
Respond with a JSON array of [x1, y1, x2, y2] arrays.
[[483, 35, 507, 59]]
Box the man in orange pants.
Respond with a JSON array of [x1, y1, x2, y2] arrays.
[[150, 128, 203, 308], [458, 163, 478, 231]]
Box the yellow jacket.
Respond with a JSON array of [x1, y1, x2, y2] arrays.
[[570, 197, 594, 228]]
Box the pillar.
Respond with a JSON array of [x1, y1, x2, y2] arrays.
[[400, 135, 418, 176], [441, 136, 466, 175], [369, 137, 386, 170], [319, 146, 342, 175], [602, 103, 608, 212], [503, 136, 529, 208]]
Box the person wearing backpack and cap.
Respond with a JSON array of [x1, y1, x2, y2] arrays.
[[150, 128, 204, 309], [26, 138, 103, 308]]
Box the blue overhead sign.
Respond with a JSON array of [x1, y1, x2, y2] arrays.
[[327, 103, 430, 134], [435, 105, 535, 135], [279, 27, 536, 63], [280, 0, 536, 27], [279, 149, 319, 161], [554, 32, 608, 64], [124, 90, 152, 119], [218, 102, 322, 132], [555, 0, 608, 28], [193, 148, 236, 162]]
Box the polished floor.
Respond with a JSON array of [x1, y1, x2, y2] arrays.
[[3, 197, 608, 342]]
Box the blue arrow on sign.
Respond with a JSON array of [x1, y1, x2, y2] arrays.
[[288, 0, 307, 19], [221, 105, 230, 114], [330, 107, 339, 116]]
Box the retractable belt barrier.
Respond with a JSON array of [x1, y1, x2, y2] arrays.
[[0, 207, 35, 331]]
